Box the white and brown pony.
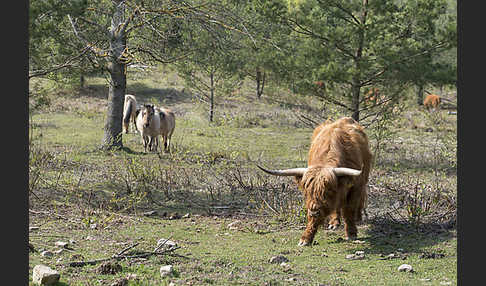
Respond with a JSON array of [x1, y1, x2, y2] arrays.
[[122, 94, 138, 134], [155, 106, 176, 153], [136, 104, 161, 152]]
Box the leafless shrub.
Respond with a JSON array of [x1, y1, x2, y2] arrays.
[[382, 176, 456, 227]]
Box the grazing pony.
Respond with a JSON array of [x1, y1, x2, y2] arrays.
[[122, 94, 138, 134], [136, 104, 161, 152], [258, 117, 372, 246], [155, 106, 176, 153], [423, 94, 441, 110]]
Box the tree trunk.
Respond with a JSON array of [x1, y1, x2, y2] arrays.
[[417, 84, 424, 106], [351, 84, 361, 121], [80, 74, 85, 88], [101, 1, 127, 150], [351, 0, 368, 122], [209, 71, 214, 122], [256, 67, 265, 99]]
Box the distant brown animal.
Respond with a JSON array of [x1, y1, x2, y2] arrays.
[[155, 106, 176, 153], [423, 94, 441, 110], [122, 94, 138, 134], [315, 81, 325, 89], [363, 87, 386, 106], [258, 117, 372, 246], [136, 104, 160, 152]]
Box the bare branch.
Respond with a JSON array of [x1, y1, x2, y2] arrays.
[[28, 46, 91, 79]]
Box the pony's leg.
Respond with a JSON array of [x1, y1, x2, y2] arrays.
[[163, 135, 168, 153], [142, 135, 148, 152], [148, 136, 155, 152]]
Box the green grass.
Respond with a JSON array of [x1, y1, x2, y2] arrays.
[[29, 66, 457, 286]]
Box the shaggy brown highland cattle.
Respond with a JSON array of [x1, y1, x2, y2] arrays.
[[258, 117, 372, 246], [423, 94, 441, 110]]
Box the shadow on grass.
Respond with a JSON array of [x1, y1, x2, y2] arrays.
[[348, 217, 456, 255], [127, 82, 193, 106], [80, 82, 193, 106]]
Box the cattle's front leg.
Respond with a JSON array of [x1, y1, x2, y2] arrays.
[[299, 204, 326, 246]]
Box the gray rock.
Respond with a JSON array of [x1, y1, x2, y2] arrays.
[[32, 264, 60, 285], [55, 241, 69, 248], [398, 264, 413, 272], [269, 255, 289, 264], [41, 251, 54, 257], [346, 251, 365, 260], [142, 210, 157, 217], [157, 238, 177, 248], [160, 265, 174, 277]]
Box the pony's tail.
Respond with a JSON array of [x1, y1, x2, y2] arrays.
[[123, 102, 133, 125]]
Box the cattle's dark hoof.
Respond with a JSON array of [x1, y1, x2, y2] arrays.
[[345, 235, 357, 241]]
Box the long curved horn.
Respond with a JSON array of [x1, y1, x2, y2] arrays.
[[332, 167, 362, 177], [257, 165, 307, 177]]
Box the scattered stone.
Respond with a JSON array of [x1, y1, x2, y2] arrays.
[[440, 281, 451, 285], [160, 265, 174, 277], [55, 241, 69, 249], [269, 255, 289, 264], [32, 264, 60, 285], [397, 264, 413, 272], [286, 277, 297, 282], [85, 235, 95, 241], [90, 223, 98, 229], [227, 220, 242, 231], [29, 226, 40, 232], [182, 213, 191, 219], [69, 239, 77, 245], [95, 261, 122, 275], [56, 258, 63, 263], [346, 251, 365, 260], [41, 251, 54, 258], [142, 210, 157, 217], [420, 278, 431, 282], [157, 238, 177, 248]]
